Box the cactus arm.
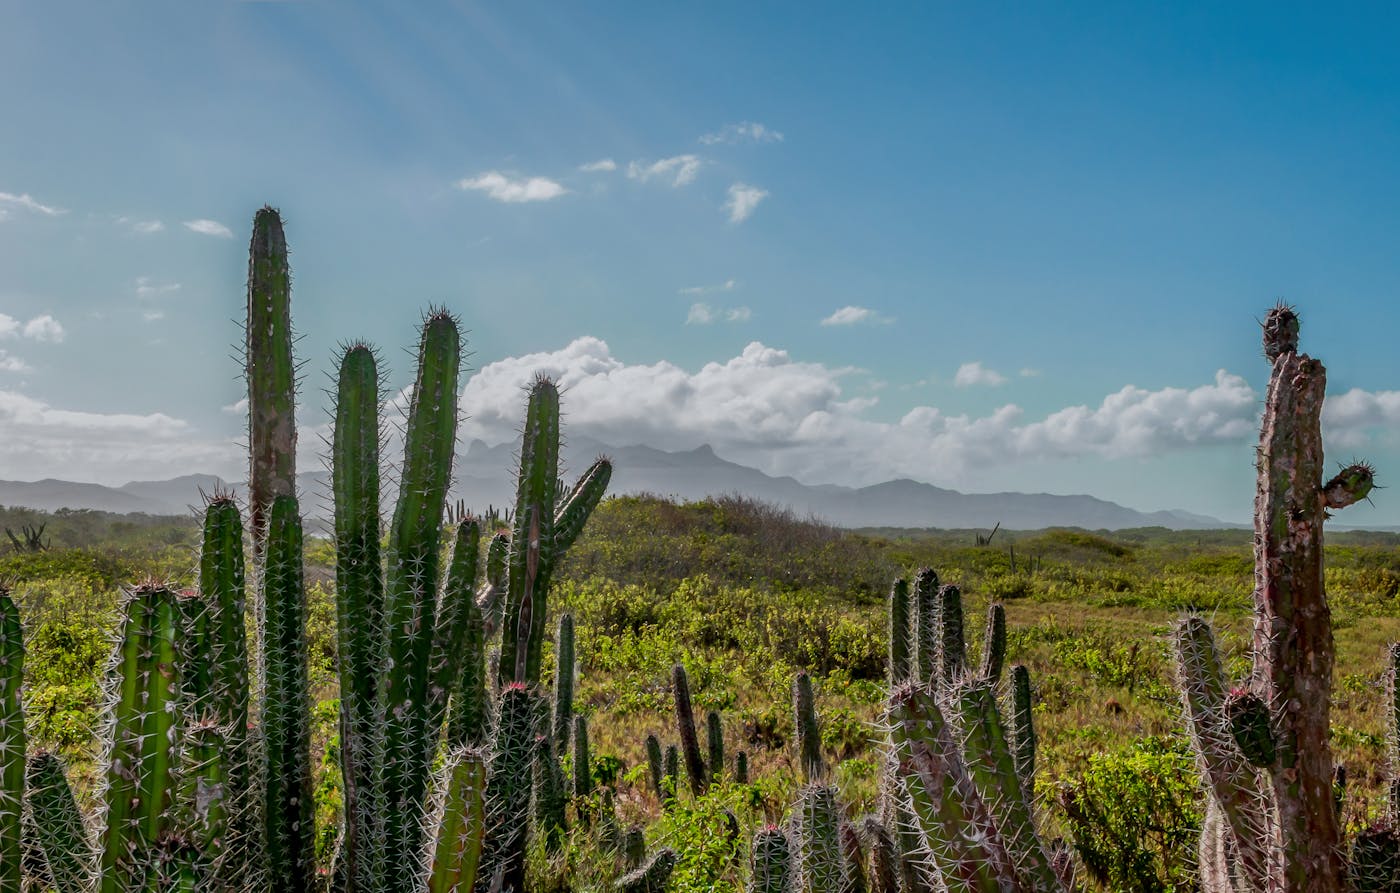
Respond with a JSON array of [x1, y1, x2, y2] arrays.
[[887, 578, 912, 685], [888, 683, 1017, 893], [0, 587, 24, 893], [1173, 617, 1269, 891], [911, 569, 939, 683], [245, 205, 297, 555], [259, 496, 316, 893], [428, 519, 482, 738], [381, 311, 461, 882], [498, 377, 561, 686], [553, 458, 612, 554], [672, 663, 708, 797], [793, 671, 824, 782], [426, 747, 486, 893], [953, 683, 1062, 891], [937, 584, 966, 684], [552, 613, 576, 754], [1251, 311, 1343, 888], [25, 753, 88, 893], [978, 603, 1006, 684]]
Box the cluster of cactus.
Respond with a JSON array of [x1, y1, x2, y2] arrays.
[[1172, 304, 1389, 893], [642, 663, 750, 808], [0, 207, 621, 893], [746, 569, 1069, 893]]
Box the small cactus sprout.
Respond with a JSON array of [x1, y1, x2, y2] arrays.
[[645, 734, 665, 798], [673, 664, 708, 797], [1224, 689, 1276, 767], [707, 711, 725, 784], [750, 827, 792, 893], [793, 671, 824, 782], [615, 847, 677, 893]]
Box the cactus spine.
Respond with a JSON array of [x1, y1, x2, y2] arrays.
[[246, 205, 296, 556], [0, 586, 22, 893], [1174, 305, 1375, 892]]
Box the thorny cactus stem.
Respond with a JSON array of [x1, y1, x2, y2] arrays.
[[672, 663, 707, 797], [978, 603, 1006, 684], [0, 587, 23, 893], [887, 578, 912, 686], [794, 785, 845, 893], [427, 747, 487, 893], [25, 752, 87, 893], [793, 671, 824, 782], [750, 827, 793, 893], [1389, 642, 1400, 823], [911, 569, 939, 683], [553, 613, 576, 754], [246, 205, 296, 556]]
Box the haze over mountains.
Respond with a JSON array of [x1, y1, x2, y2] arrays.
[[0, 436, 1231, 529]]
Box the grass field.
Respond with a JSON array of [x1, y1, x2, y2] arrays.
[[5, 496, 1398, 891]]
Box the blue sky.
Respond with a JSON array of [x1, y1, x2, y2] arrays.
[[3, 2, 1400, 524]]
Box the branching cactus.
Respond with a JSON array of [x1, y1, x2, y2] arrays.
[[1173, 305, 1376, 893]]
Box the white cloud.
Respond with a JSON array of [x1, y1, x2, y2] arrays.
[[579, 159, 617, 172], [1322, 387, 1400, 447], [0, 313, 65, 343], [686, 303, 751, 325], [0, 192, 65, 217], [627, 155, 702, 187], [700, 122, 784, 145], [820, 306, 891, 327], [954, 362, 1007, 388], [0, 352, 32, 373], [222, 397, 249, 414], [116, 216, 164, 234], [457, 171, 568, 203], [21, 315, 64, 343], [0, 388, 240, 483], [183, 219, 233, 238], [135, 277, 182, 299], [724, 183, 768, 223], [1020, 368, 1042, 378], [680, 280, 737, 296], [457, 338, 1265, 488]]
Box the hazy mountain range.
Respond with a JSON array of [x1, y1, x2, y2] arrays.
[[1, 436, 1230, 530]]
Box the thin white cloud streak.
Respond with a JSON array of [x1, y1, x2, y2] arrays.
[[627, 155, 702, 187], [954, 362, 1007, 387], [579, 159, 617, 172], [686, 303, 752, 325], [821, 306, 891, 326], [457, 171, 568, 203], [457, 337, 1274, 487], [680, 280, 737, 296], [135, 277, 182, 299], [183, 219, 233, 237], [700, 122, 784, 145], [725, 183, 768, 223], [0, 192, 65, 216], [116, 216, 164, 234]]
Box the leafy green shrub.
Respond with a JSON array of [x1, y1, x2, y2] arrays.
[[1058, 736, 1202, 892]]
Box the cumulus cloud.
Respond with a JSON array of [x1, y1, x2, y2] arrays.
[[627, 155, 702, 187], [0, 388, 239, 483], [700, 122, 784, 145], [686, 303, 752, 325], [579, 159, 617, 172], [0, 192, 65, 217], [0, 352, 32, 373], [1322, 388, 1400, 447], [183, 219, 233, 238], [954, 362, 1007, 387], [820, 306, 891, 327], [458, 171, 568, 203], [0, 313, 65, 343], [724, 183, 768, 223], [457, 337, 1266, 487]]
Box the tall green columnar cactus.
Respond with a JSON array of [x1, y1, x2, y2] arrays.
[[1007, 664, 1036, 788], [1388, 642, 1400, 823], [534, 735, 568, 853], [978, 603, 1006, 684], [428, 520, 483, 749], [887, 578, 912, 685], [794, 785, 845, 893], [482, 684, 534, 893], [749, 827, 792, 893], [97, 584, 184, 893], [1174, 305, 1374, 893], [0, 586, 23, 893], [645, 735, 665, 799], [246, 205, 296, 556], [936, 585, 967, 683], [380, 312, 461, 885], [553, 613, 576, 754], [260, 495, 316, 893], [672, 663, 708, 797], [25, 752, 87, 893]]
